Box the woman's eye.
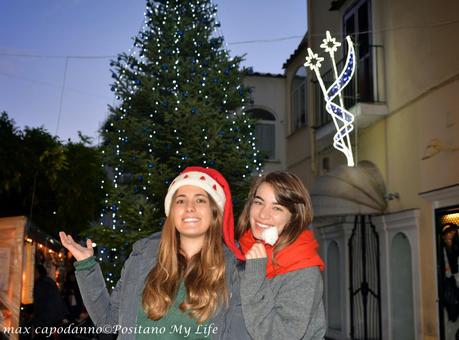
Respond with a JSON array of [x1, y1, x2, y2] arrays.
[[253, 200, 262, 205], [273, 206, 284, 212], [176, 199, 184, 204], [196, 198, 207, 204]]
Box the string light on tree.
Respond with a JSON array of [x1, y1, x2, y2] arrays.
[[92, 0, 263, 282]]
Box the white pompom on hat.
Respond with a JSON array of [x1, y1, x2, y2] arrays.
[[164, 166, 245, 260]]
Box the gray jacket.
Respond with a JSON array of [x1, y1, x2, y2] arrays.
[[75, 232, 250, 340], [240, 258, 326, 340]]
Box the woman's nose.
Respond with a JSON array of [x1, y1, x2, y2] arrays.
[[258, 205, 270, 219], [185, 201, 196, 211]]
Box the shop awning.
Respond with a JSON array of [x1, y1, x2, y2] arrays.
[[310, 161, 387, 217]]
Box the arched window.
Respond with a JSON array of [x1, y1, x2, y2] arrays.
[[291, 66, 307, 131], [247, 108, 276, 160], [390, 233, 415, 340]]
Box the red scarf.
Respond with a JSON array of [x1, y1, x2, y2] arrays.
[[239, 229, 325, 278]]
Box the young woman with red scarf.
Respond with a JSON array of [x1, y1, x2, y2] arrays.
[[237, 171, 326, 340]]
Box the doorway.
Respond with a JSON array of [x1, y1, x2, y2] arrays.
[[435, 205, 459, 340]]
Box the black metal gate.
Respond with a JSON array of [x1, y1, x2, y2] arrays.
[[349, 215, 382, 340]]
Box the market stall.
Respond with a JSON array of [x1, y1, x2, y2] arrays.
[[0, 216, 65, 339]]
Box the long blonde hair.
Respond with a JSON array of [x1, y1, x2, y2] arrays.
[[141, 194, 228, 323]]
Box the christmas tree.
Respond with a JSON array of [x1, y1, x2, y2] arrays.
[[90, 0, 263, 283]]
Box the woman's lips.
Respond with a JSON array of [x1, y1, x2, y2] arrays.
[[254, 221, 274, 234], [183, 217, 200, 224]]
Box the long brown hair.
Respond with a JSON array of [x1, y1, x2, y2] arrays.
[[237, 171, 313, 256], [141, 193, 228, 323]]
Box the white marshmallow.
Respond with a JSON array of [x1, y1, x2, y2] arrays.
[[261, 227, 279, 246]]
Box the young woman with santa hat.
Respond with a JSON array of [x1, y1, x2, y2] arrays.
[[59, 166, 249, 340], [236, 171, 326, 339]]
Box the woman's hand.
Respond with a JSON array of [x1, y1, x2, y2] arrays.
[[59, 231, 94, 262], [245, 243, 267, 260]]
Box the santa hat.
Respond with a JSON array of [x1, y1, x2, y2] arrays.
[[164, 166, 245, 260]]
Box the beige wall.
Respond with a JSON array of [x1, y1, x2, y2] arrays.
[[418, 79, 459, 192], [382, 0, 459, 113], [288, 158, 314, 190], [357, 120, 387, 183], [304, 0, 459, 338]]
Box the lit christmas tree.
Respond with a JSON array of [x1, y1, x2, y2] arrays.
[[90, 0, 263, 283]]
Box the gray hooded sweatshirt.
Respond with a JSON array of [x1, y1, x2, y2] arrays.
[[75, 233, 250, 340]]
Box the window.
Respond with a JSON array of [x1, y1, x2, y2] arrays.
[[291, 66, 307, 131], [327, 241, 342, 331], [248, 108, 276, 160], [343, 0, 373, 106]]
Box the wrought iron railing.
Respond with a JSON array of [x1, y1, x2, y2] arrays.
[[312, 44, 384, 128]]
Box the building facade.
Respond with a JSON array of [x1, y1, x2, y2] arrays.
[[283, 0, 459, 339]]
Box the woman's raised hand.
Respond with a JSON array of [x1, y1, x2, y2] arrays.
[[245, 242, 267, 260], [59, 231, 94, 262]]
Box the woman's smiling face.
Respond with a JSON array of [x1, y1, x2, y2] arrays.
[[249, 182, 292, 241], [171, 185, 212, 241]]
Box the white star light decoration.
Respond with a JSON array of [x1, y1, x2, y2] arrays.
[[305, 31, 356, 167], [320, 31, 341, 53]]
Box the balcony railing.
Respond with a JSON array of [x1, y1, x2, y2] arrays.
[[312, 44, 384, 128]]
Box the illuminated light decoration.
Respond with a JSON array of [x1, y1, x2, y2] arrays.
[[305, 31, 356, 167]]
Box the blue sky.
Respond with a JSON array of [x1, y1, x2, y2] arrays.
[[0, 0, 306, 142]]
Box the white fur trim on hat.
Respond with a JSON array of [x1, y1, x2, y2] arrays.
[[164, 171, 226, 216]]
